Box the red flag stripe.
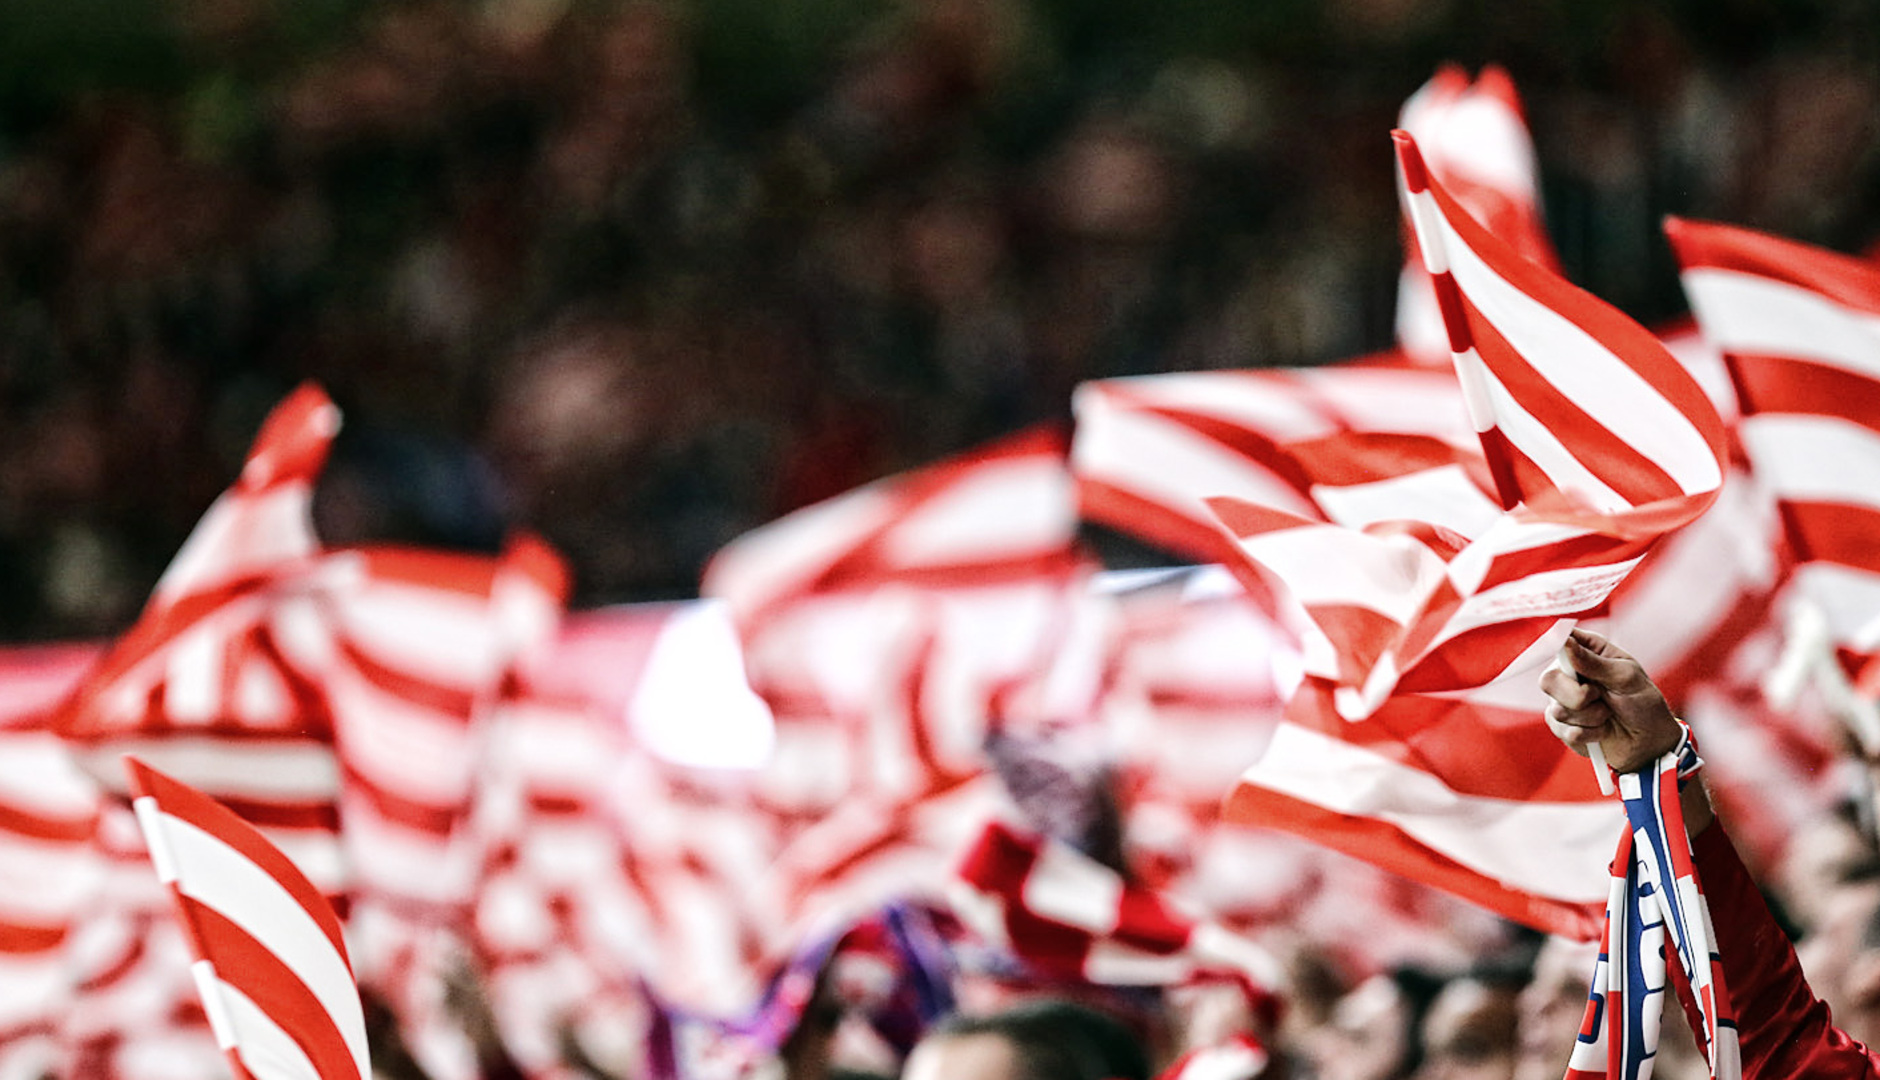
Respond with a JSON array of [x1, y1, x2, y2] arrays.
[[182, 901, 369, 1080], [129, 760, 348, 962]]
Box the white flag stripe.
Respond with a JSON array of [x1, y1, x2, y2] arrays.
[[1022, 839, 1126, 936], [1465, 352, 1629, 508], [193, 958, 239, 1049], [1403, 185, 1453, 277], [154, 483, 319, 607], [1241, 724, 1617, 902], [76, 738, 340, 802], [326, 676, 476, 803], [1739, 416, 1880, 509], [326, 583, 505, 689], [337, 809, 477, 904], [1082, 941, 1193, 985], [0, 953, 68, 1028], [1289, 369, 1478, 442], [884, 457, 1076, 566], [1235, 526, 1444, 626], [702, 485, 900, 622], [144, 805, 368, 1054], [216, 975, 331, 1080], [167, 626, 226, 724], [1309, 463, 1502, 535], [1076, 374, 1341, 438], [261, 831, 348, 899], [1791, 564, 1880, 647], [0, 836, 97, 921], [1682, 269, 1880, 379], [1439, 558, 1641, 641], [1072, 398, 1320, 518], [1432, 198, 1722, 495], [1426, 88, 1537, 193]]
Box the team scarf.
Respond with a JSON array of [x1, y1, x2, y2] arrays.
[[1566, 725, 1740, 1080]]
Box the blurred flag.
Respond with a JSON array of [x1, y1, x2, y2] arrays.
[[0, 732, 99, 1080], [127, 757, 370, 1080], [701, 426, 1083, 633], [311, 536, 562, 1080], [1070, 365, 1476, 567], [1666, 217, 1880, 722], [1395, 64, 1559, 365], [48, 384, 347, 1078], [951, 820, 1284, 993], [53, 382, 346, 900]]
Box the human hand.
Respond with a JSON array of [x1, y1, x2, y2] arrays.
[[1539, 628, 1681, 774]]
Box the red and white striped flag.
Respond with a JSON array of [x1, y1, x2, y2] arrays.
[[951, 819, 1284, 992], [1070, 365, 1477, 566], [126, 756, 370, 1080], [53, 383, 347, 901], [0, 730, 99, 1080], [1395, 64, 1559, 366], [311, 536, 563, 1080], [702, 427, 1145, 1038], [46, 384, 349, 1078], [1665, 217, 1880, 709], [701, 426, 1083, 634], [1394, 129, 1727, 519], [1209, 134, 1730, 940]]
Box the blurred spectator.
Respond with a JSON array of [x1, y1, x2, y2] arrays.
[[901, 998, 1152, 1080]]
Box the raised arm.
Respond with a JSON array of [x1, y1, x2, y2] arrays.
[[1538, 627, 1879, 1078]]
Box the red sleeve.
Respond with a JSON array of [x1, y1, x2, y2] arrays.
[[1692, 821, 1880, 1078]]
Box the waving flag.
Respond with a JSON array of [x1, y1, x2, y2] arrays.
[[46, 384, 349, 1078], [951, 820, 1284, 992], [1211, 134, 1729, 940], [1666, 217, 1880, 706], [0, 731, 99, 1080], [53, 384, 346, 897], [701, 426, 1083, 634], [1070, 365, 1477, 566], [1395, 64, 1559, 366], [1395, 130, 1726, 518], [127, 757, 370, 1080]]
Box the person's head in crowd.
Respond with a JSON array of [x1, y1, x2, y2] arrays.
[[1795, 852, 1880, 1046], [1512, 936, 1596, 1080], [900, 998, 1152, 1080], [1775, 796, 1880, 938], [1833, 900, 1880, 1047], [1306, 967, 1443, 1080], [1412, 975, 1518, 1080]]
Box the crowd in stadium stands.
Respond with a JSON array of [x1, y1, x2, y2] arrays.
[[6, 2, 1880, 1079], [0, 0, 1875, 640]]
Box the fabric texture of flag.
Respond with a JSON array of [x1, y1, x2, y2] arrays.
[[1666, 216, 1880, 713], [126, 756, 371, 1080], [1212, 131, 1729, 941], [46, 384, 349, 1079]]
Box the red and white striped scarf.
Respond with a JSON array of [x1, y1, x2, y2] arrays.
[[1567, 726, 1739, 1080]]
